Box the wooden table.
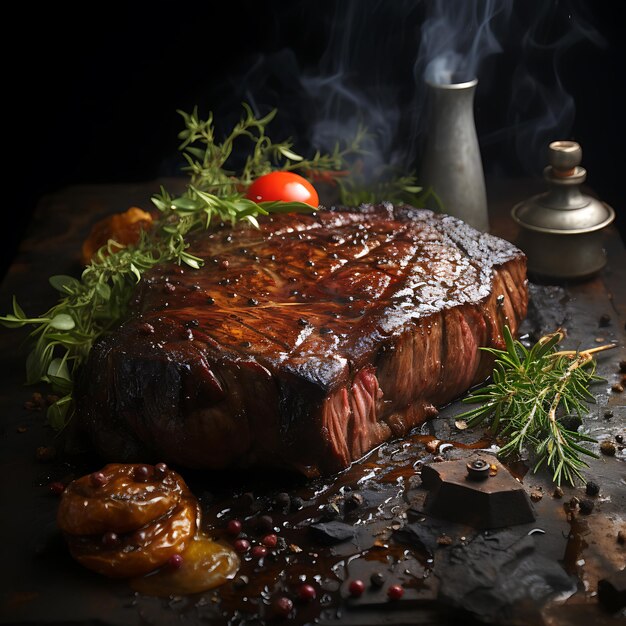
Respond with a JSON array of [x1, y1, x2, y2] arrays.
[[0, 178, 624, 626]]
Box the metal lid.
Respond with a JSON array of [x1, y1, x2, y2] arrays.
[[511, 141, 615, 235]]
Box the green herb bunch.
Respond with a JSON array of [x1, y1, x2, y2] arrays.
[[0, 104, 367, 427], [458, 326, 611, 486]]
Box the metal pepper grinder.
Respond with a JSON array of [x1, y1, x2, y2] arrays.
[[511, 141, 615, 280]]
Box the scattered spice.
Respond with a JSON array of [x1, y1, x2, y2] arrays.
[[250, 545, 267, 559], [168, 554, 184, 569], [290, 496, 304, 511], [585, 481, 600, 496], [600, 441, 617, 456], [272, 597, 293, 618], [553, 486, 564, 499], [289, 544, 303, 554], [598, 314, 611, 327], [530, 490, 543, 502], [226, 520, 242, 536], [261, 534, 278, 549], [298, 584, 316, 601], [425, 439, 440, 453], [579, 499, 594, 515], [370, 572, 385, 587], [257, 515, 274, 533], [604, 410, 613, 419], [489, 463, 498, 477], [233, 539, 250, 553], [348, 579, 365, 597], [611, 383, 624, 393], [616, 434, 624, 444], [387, 584, 404, 600], [437, 534, 453, 546], [344, 492, 364, 510], [274, 492, 291, 510]]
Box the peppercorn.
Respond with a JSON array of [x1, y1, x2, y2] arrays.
[[257, 515, 274, 533], [274, 492, 291, 510], [298, 583, 316, 601], [251, 545, 267, 559], [272, 597, 293, 618], [226, 519, 242, 536], [348, 580, 365, 597], [579, 499, 594, 515], [600, 441, 617, 456], [387, 584, 404, 600], [233, 539, 250, 553], [168, 554, 184, 569], [370, 572, 385, 587], [585, 481, 600, 496]]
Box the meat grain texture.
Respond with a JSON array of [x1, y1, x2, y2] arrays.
[[77, 204, 528, 476]]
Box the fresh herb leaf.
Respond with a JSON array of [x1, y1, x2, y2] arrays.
[[458, 326, 614, 486]]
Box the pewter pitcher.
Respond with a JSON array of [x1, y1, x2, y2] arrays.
[[421, 78, 489, 232]]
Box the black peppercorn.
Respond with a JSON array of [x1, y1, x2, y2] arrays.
[[579, 499, 594, 515], [257, 515, 274, 533], [370, 572, 385, 587], [585, 481, 600, 496]]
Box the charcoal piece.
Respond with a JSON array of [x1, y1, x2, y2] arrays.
[[309, 521, 355, 544], [598, 567, 626, 612], [393, 522, 440, 557], [435, 531, 575, 624]]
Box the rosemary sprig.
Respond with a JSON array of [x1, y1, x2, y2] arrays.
[[458, 326, 613, 486]]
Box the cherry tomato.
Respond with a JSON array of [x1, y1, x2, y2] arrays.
[[245, 171, 319, 208]]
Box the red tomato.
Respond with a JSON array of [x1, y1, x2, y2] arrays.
[[245, 171, 319, 208]]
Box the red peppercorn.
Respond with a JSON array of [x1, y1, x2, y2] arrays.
[[348, 579, 365, 597], [298, 583, 316, 601], [387, 584, 404, 600], [251, 545, 267, 558], [168, 553, 184, 569], [233, 538, 250, 553], [226, 519, 242, 536], [49, 481, 65, 495], [261, 533, 278, 548], [272, 596, 293, 618]]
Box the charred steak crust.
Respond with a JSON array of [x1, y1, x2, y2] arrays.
[[76, 204, 528, 476]]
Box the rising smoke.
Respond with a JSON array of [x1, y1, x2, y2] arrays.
[[177, 0, 606, 182]]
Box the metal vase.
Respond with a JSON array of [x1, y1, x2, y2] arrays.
[[420, 78, 489, 232]]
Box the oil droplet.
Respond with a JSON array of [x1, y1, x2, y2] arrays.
[[130, 535, 239, 596]]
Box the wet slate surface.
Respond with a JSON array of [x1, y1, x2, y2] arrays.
[[0, 179, 624, 626]]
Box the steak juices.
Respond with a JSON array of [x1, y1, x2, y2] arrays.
[[75, 204, 527, 475]]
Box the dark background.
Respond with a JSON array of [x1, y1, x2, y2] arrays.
[[3, 0, 624, 281]]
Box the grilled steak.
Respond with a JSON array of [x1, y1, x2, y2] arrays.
[[76, 204, 528, 476]]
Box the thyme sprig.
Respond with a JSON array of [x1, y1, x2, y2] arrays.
[[458, 326, 614, 486], [0, 104, 365, 428]]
